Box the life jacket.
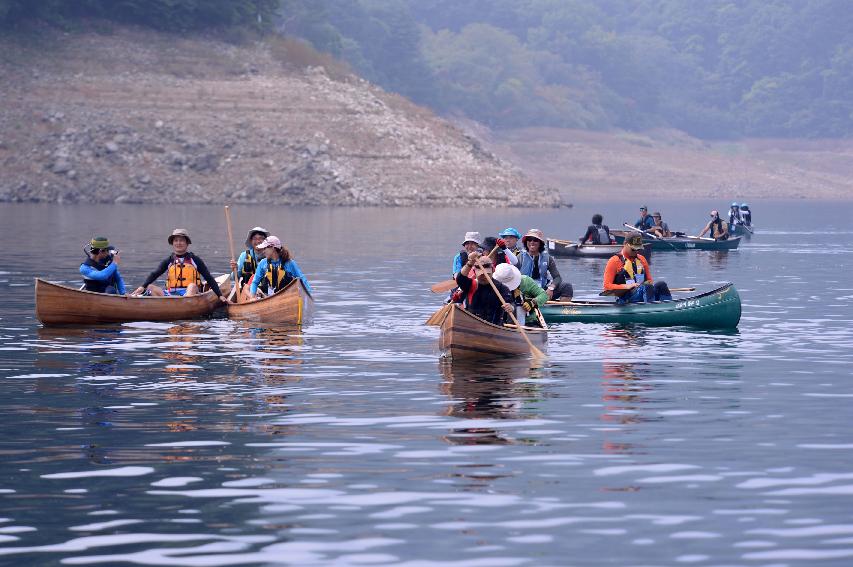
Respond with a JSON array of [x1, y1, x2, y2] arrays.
[[612, 254, 645, 286], [710, 218, 729, 240], [591, 225, 610, 245], [520, 251, 550, 288], [82, 257, 117, 293], [262, 260, 293, 294], [239, 249, 258, 284], [166, 254, 201, 291]]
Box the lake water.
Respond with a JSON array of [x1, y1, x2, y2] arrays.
[[1, 200, 852, 566]]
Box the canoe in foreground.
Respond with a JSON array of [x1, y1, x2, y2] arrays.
[[540, 283, 741, 329], [548, 239, 653, 260], [225, 278, 314, 325], [35, 277, 230, 326], [438, 304, 548, 359], [612, 231, 742, 251]]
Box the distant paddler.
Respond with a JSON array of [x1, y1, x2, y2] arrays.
[[699, 210, 730, 241], [604, 234, 671, 304], [131, 228, 228, 302], [647, 211, 672, 238], [634, 205, 655, 231], [249, 236, 312, 300], [229, 225, 269, 301], [492, 263, 548, 327], [579, 214, 616, 245], [80, 236, 126, 295]]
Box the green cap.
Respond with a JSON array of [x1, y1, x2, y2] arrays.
[[90, 236, 109, 249], [625, 234, 644, 250]]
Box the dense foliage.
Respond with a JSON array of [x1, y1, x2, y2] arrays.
[[285, 0, 853, 139], [0, 0, 278, 32]]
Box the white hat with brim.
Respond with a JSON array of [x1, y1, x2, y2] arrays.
[[493, 263, 522, 291], [168, 228, 191, 245], [462, 231, 482, 247], [245, 226, 270, 247]]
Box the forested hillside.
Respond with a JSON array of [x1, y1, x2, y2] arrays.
[[285, 0, 853, 139]]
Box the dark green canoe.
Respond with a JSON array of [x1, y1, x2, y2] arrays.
[[612, 231, 742, 251], [540, 283, 741, 329]]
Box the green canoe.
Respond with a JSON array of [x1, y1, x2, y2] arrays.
[[540, 283, 741, 329], [612, 230, 742, 251]]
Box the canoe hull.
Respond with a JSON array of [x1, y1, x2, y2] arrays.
[[439, 304, 548, 359], [612, 231, 742, 250], [541, 284, 741, 329], [35, 278, 227, 326], [548, 240, 653, 260], [225, 279, 314, 325]]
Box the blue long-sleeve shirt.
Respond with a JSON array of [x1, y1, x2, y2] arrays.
[[250, 258, 312, 295], [79, 261, 126, 294], [635, 216, 655, 230]]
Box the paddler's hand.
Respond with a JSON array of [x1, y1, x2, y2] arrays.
[[626, 282, 639, 290], [501, 302, 513, 313], [522, 299, 536, 313], [219, 295, 229, 303], [131, 286, 145, 296], [496, 237, 507, 249], [546, 288, 554, 300], [467, 251, 481, 264], [112, 252, 121, 265], [229, 259, 237, 271]]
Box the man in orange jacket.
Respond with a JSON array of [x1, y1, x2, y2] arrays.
[[603, 234, 671, 304]]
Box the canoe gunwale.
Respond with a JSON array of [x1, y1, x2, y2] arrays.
[[225, 278, 314, 325], [439, 304, 548, 359]]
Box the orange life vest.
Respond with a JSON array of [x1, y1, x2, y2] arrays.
[[166, 255, 201, 290]]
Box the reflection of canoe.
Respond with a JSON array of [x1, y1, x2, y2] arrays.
[[611, 231, 742, 250], [437, 304, 548, 359], [540, 283, 741, 329], [35, 277, 230, 326], [731, 224, 754, 237], [548, 239, 653, 260], [226, 279, 314, 325]]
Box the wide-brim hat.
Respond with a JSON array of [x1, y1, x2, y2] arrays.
[[652, 211, 662, 218], [499, 227, 521, 239], [493, 263, 522, 291], [257, 235, 282, 250], [168, 228, 192, 245], [462, 231, 482, 247], [521, 228, 546, 245], [625, 234, 645, 251], [245, 226, 270, 247]]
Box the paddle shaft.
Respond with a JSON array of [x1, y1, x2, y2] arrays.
[[472, 258, 546, 360], [624, 223, 678, 250], [224, 206, 240, 303]]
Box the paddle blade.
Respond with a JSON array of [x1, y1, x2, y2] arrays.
[[425, 303, 452, 327], [430, 279, 457, 294]]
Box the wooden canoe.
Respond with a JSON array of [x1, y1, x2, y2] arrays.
[[548, 239, 653, 260], [611, 231, 742, 251], [225, 278, 314, 325], [35, 277, 230, 326], [540, 283, 741, 329], [438, 304, 548, 359]]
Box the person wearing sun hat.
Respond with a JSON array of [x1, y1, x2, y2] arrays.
[[739, 203, 752, 226], [498, 227, 522, 256], [452, 231, 483, 277], [454, 250, 513, 326], [603, 234, 671, 304], [647, 211, 672, 238], [518, 228, 573, 301], [132, 228, 227, 302], [229, 226, 269, 296], [699, 210, 729, 240], [80, 236, 126, 295], [249, 235, 312, 299], [493, 263, 548, 327]]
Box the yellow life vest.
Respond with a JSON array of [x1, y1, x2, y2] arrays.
[[166, 255, 201, 290], [240, 249, 258, 284], [264, 261, 292, 293]]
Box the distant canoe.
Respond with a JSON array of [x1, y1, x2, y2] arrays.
[[540, 283, 741, 329], [611, 231, 742, 251], [437, 304, 548, 359], [226, 278, 314, 325], [731, 224, 754, 237], [35, 277, 229, 326], [548, 239, 653, 260]]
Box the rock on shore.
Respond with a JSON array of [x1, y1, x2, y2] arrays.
[[0, 27, 561, 207]]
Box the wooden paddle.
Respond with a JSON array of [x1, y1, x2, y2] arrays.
[[425, 303, 452, 327], [224, 205, 241, 303], [473, 258, 546, 361], [430, 279, 457, 294], [623, 223, 677, 251]]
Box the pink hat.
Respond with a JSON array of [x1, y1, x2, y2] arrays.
[[257, 235, 282, 249]]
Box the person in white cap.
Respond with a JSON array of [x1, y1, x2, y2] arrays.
[[492, 263, 548, 327], [249, 236, 312, 299], [132, 228, 227, 302], [452, 231, 483, 277], [229, 226, 269, 295]]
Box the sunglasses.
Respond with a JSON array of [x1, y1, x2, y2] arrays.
[[479, 262, 494, 268]]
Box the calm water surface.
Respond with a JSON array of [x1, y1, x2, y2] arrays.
[[1, 201, 852, 566]]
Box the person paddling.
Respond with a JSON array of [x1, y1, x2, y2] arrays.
[[493, 263, 548, 327], [229, 226, 269, 300], [604, 234, 671, 304], [647, 211, 672, 238], [482, 236, 519, 267], [579, 214, 615, 245], [249, 236, 312, 299], [634, 206, 655, 231], [740, 203, 752, 226], [132, 228, 227, 302], [699, 210, 730, 240], [454, 251, 513, 325], [452, 232, 483, 277], [80, 236, 126, 295], [519, 229, 573, 301], [498, 227, 522, 256]]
